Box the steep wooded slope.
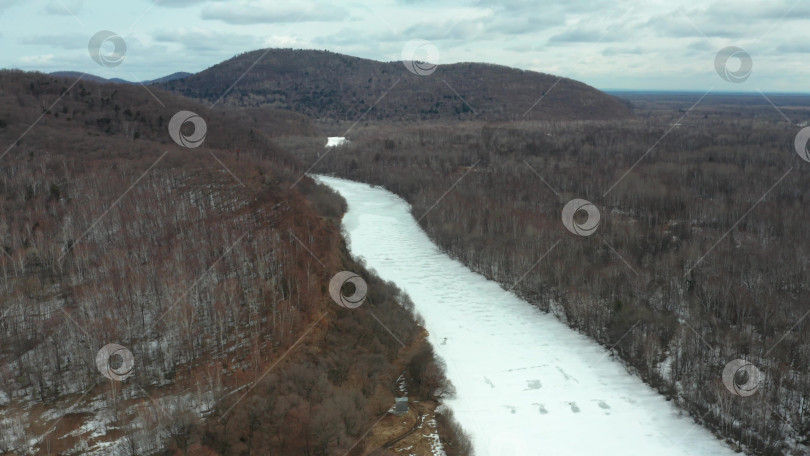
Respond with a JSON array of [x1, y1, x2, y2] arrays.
[[0, 70, 447, 455]]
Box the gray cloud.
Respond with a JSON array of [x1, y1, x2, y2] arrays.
[[702, 0, 810, 22], [644, 13, 747, 39], [646, 1, 810, 40], [200, 1, 349, 24], [154, 0, 212, 7], [548, 26, 624, 43], [0, 0, 21, 11], [601, 46, 646, 56], [776, 42, 810, 54], [401, 19, 484, 41], [2, 0, 809, 92], [153, 29, 260, 52], [484, 14, 560, 35], [549, 28, 606, 43], [313, 28, 368, 46], [19, 34, 88, 50], [505, 43, 541, 52], [43, 0, 82, 15], [687, 40, 713, 52], [474, 0, 613, 15]]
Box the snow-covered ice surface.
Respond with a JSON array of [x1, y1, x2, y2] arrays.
[[315, 175, 739, 456], [325, 137, 348, 147]]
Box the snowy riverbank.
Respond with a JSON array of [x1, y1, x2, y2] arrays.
[[316, 175, 739, 456]]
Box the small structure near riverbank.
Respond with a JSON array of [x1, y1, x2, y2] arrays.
[[394, 397, 408, 416]]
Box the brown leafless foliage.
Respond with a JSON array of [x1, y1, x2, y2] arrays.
[[160, 48, 633, 123], [0, 71, 454, 455], [293, 94, 810, 454]]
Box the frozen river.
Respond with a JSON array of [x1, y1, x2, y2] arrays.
[[316, 175, 738, 456]]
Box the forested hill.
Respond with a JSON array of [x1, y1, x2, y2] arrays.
[[0, 70, 455, 454], [160, 48, 634, 122]]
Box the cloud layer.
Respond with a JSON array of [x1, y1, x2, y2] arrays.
[[1, 0, 807, 91]]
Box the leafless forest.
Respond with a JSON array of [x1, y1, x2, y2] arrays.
[[290, 93, 810, 454], [2, 51, 809, 455], [160, 49, 633, 123], [0, 71, 468, 455]]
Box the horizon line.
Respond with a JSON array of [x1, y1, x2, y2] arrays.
[[5, 67, 810, 96]]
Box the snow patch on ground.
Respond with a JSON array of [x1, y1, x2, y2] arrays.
[[0, 413, 28, 453], [396, 372, 408, 394], [423, 418, 446, 456], [325, 137, 348, 147]]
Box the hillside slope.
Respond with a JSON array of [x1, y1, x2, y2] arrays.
[[160, 48, 633, 122], [0, 70, 454, 455]]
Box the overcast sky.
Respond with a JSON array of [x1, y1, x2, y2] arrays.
[[0, 0, 808, 92]]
